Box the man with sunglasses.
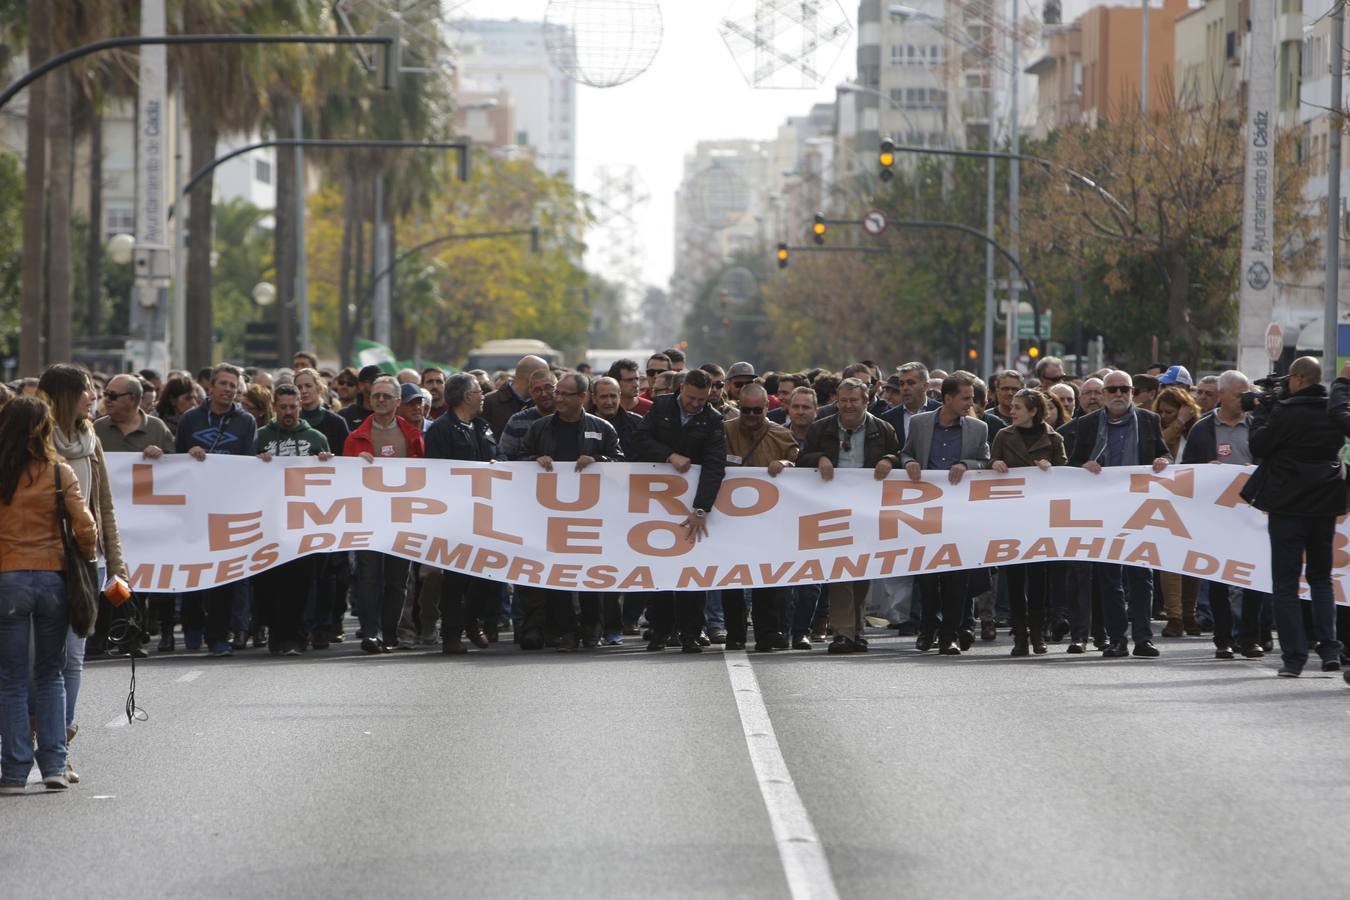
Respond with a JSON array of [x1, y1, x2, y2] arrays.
[[1066, 370, 1171, 659], [639, 353, 672, 403], [519, 373, 623, 651], [343, 376, 426, 654], [722, 383, 799, 651], [801, 377, 902, 654], [1034, 356, 1066, 386]]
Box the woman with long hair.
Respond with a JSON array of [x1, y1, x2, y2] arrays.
[[155, 374, 198, 437], [38, 365, 129, 784], [1154, 386, 1203, 636], [990, 389, 1068, 655], [0, 397, 97, 793]]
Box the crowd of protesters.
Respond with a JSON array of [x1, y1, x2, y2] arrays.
[[5, 346, 1350, 792]]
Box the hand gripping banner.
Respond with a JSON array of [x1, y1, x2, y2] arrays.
[[105, 455, 1350, 601]]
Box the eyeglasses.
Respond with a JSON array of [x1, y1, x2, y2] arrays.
[[102, 390, 134, 401], [740, 406, 765, 414], [556, 389, 584, 398], [1104, 385, 1132, 394], [712, 382, 725, 389], [370, 393, 398, 401]]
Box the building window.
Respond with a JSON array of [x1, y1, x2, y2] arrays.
[[254, 158, 272, 185], [104, 207, 135, 237], [1225, 31, 1236, 61]]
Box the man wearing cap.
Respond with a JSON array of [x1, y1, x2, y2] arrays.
[[396, 381, 432, 433], [724, 361, 757, 408], [482, 355, 549, 436], [722, 383, 799, 651], [338, 364, 382, 430], [879, 362, 941, 449]]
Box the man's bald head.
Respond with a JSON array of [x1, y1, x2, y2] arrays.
[[1289, 356, 1322, 383], [512, 355, 550, 391]]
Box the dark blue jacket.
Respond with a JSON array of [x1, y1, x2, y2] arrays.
[[174, 402, 257, 456], [878, 397, 941, 448]]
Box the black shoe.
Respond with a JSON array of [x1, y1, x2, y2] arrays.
[[1132, 641, 1161, 658], [1102, 642, 1129, 658], [310, 635, 330, 651], [1066, 642, 1085, 654], [1261, 639, 1275, 653], [938, 642, 961, 656], [772, 633, 790, 650], [1011, 636, 1030, 657], [1215, 646, 1235, 659], [1321, 658, 1341, 672], [895, 622, 917, 637], [519, 629, 545, 651], [958, 630, 975, 651], [681, 641, 703, 654], [1277, 667, 1300, 678], [360, 637, 383, 655], [696, 630, 712, 647], [725, 640, 746, 650], [1031, 637, 1048, 655], [645, 639, 667, 652], [641, 628, 655, 641], [979, 620, 997, 642], [556, 634, 578, 652], [251, 629, 268, 649], [792, 635, 812, 651], [231, 635, 249, 651], [827, 636, 855, 654], [157, 632, 175, 652], [854, 637, 869, 652], [1092, 638, 1108, 651], [753, 643, 776, 653], [1343, 670, 1350, 686], [1050, 620, 1069, 643], [708, 628, 727, 645], [1240, 644, 1265, 659]]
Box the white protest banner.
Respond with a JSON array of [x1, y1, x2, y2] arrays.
[[104, 455, 1350, 601]]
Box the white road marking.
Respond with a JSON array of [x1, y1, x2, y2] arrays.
[[724, 655, 840, 900], [176, 670, 203, 683], [104, 715, 127, 728]]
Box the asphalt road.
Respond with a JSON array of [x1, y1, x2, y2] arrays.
[[3, 626, 1348, 900]]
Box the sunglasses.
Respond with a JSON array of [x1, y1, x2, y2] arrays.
[[740, 406, 765, 414], [1104, 385, 1132, 394], [646, 368, 667, 377], [103, 390, 134, 401], [712, 381, 725, 389]]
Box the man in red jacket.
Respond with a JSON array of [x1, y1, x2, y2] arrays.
[[343, 376, 425, 653]]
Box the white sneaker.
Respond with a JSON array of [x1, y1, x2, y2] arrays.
[[43, 772, 69, 791], [0, 782, 25, 796]]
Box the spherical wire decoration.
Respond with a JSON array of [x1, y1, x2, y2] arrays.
[[688, 163, 749, 230], [544, 0, 664, 88]]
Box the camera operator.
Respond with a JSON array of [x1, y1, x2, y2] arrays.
[[1243, 357, 1350, 678]]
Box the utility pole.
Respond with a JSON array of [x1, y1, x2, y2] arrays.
[[1140, 0, 1149, 117], [1237, 1, 1277, 376], [1005, 0, 1022, 370], [1327, 2, 1345, 378], [372, 173, 391, 347], [132, 0, 170, 372], [294, 101, 310, 354]]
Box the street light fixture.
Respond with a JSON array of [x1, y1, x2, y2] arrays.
[[107, 233, 135, 266], [252, 282, 277, 307]]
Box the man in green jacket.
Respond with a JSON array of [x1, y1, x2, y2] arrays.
[[255, 384, 332, 655]]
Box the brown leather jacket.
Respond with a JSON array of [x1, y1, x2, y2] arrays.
[[0, 461, 98, 573], [87, 442, 127, 578]]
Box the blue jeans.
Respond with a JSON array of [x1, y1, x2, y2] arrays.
[[1097, 563, 1154, 644], [787, 585, 823, 637], [704, 591, 725, 630], [0, 572, 69, 784]]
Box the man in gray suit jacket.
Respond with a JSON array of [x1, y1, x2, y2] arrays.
[[900, 374, 991, 655]]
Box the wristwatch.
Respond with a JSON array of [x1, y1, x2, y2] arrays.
[[692, 508, 707, 518]]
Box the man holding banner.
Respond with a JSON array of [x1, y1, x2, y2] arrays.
[[1068, 370, 1171, 659], [631, 367, 727, 653]]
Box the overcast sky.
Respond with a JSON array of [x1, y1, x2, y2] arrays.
[[452, 1, 859, 291]]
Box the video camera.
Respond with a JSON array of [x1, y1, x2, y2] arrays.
[[1239, 374, 1289, 412]]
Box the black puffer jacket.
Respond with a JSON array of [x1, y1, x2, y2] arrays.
[[522, 412, 623, 462], [1243, 380, 1350, 516], [424, 414, 497, 462]]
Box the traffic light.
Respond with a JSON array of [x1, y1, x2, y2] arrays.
[[1027, 341, 1041, 360], [879, 138, 895, 182], [812, 213, 827, 245], [776, 242, 789, 269], [966, 337, 979, 363]]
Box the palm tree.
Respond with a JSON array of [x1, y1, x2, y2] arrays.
[[18, 0, 49, 375]]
